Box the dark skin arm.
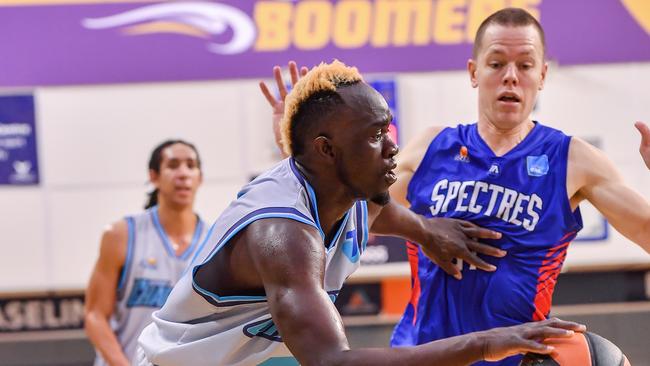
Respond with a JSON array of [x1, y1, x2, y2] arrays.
[[369, 200, 505, 279], [207, 218, 585, 365]]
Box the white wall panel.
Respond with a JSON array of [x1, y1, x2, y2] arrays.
[[0, 188, 48, 292], [37, 81, 248, 186]]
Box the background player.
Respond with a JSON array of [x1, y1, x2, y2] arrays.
[[138, 61, 585, 366], [383, 8, 650, 366], [84, 140, 208, 366]]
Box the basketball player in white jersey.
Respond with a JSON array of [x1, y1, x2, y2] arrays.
[[137, 61, 584, 366], [85, 140, 208, 366]]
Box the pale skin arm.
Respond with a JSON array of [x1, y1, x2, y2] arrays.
[[568, 126, 650, 252], [245, 218, 584, 365], [84, 220, 130, 366], [259, 61, 308, 158], [635, 121, 650, 170]]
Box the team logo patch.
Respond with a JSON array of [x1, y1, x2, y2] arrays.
[[488, 162, 501, 177], [454, 146, 470, 163], [341, 230, 360, 263], [243, 318, 283, 342], [526, 155, 549, 177], [139, 257, 158, 269]]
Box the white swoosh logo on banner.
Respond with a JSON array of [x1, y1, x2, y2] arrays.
[[81, 2, 256, 54]]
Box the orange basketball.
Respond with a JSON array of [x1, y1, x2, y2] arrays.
[[520, 332, 631, 366]]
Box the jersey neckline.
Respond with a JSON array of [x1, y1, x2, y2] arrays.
[[150, 206, 203, 260], [469, 121, 542, 159]]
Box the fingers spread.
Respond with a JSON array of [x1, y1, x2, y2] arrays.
[[437, 260, 462, 280], [541, 318, 587, 332], [274, 66, 288, 100], [468, 241, 507, 258], [462, 251, 496, 272], [259, 82, 277, 106], [463, 226, 502, 240], [289, 61, 299, 85], [518, 339, 554, 355]]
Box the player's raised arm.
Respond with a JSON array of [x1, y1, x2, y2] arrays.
[[245, 218, 583, 365], [259, 61, 308, 158], [569, 132, 650, 252]]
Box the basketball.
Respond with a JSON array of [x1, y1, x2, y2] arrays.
[[520, 332, 631, 365]]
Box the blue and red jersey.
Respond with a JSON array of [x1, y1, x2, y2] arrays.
[[391, 122, 583, 366]]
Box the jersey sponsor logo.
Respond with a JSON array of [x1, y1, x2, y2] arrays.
[[488, 163, 501, 177], [126, 278, 173, 308], [429, 179, 543, 231], [243, 318, 283, 342], [527, 154, 549, 177], [139, 257, 158, 269], [341, 229, 361, 263], [453, 145, 470, 163]]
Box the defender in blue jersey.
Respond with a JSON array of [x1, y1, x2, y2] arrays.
[[389, 8, 650, 366], [137, 61, 587, 366]]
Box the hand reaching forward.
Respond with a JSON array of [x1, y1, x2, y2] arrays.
[[259, 61, 308, 157], [635, 121, 650, 170], [479, 318, 587, 361], [419, 218, 505, 280]]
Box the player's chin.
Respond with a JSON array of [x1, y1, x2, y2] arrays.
[[369, 191, 391, 206]]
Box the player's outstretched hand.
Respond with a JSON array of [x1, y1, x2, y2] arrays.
[[420, 218, 504, 279], [259, 61, 309, 156], [479, 318, 587, 361], [635, 121, 650, 170]]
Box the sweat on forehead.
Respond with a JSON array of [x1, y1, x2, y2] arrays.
[[280, 60, 363, 156]]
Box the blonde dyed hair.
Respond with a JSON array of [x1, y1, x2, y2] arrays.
[[280, 60, 363, 156]]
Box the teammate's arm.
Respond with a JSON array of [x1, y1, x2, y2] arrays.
[[569, 132, 650, 252], [84, 221, 130, 366], [246, 219, 583, 365]]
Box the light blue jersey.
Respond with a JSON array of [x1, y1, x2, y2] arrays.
[[391, 122, 583, 366], [138, 158, 369, 366], [94, 206, 206, 366]]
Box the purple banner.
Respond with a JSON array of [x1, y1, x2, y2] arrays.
[[0, 0, 649, 87], [0, 95, 39, 185]]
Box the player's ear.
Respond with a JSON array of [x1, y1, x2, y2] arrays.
[[313, 135, 335, 163], [468, 59, 478, 88], [149, 169, 160, 187], [539, 61, 548, 90]]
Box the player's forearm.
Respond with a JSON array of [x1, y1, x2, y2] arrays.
[[326, 333, 484, 365], [84, 312, 130, 366], [370, 200, 429, 244]]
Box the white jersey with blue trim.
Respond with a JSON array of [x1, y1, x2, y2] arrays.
[[93, 206, 207, 366], [138, 158, 369, 366]]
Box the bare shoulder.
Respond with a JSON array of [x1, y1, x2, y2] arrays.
[[243, 218, 325, 278], [569, 137, 619, 177], [568, 137, 622, 194], [398, 125, 447, 173], [97, 219, 129, 267]]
